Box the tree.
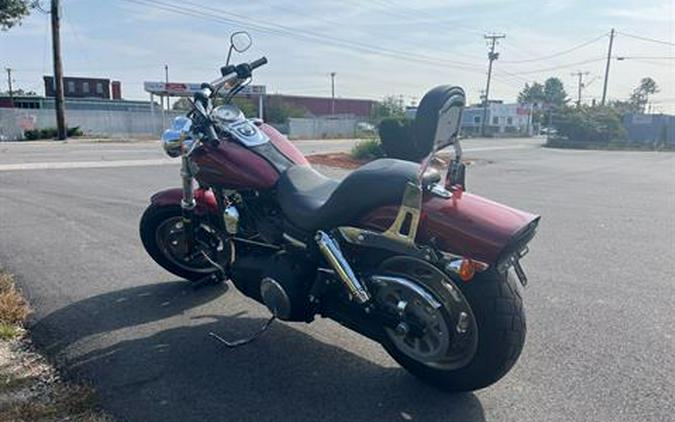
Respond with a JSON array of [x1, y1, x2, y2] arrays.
[[517, 82, 545, 105], [172, 96, 259, 117], [171, 98, 191, 111], [629, 77, 659, 113], [543, 77, 568, 107], [0, 88, 37, 96], [370, 95, 405, 122], [264, 97, 307, 124], [0, 0, 34, 30], [517, 78, 568, 108]]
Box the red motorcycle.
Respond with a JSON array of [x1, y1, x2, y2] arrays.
[[140, 33, 540, 391]]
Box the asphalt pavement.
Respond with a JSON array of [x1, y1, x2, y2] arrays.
[[0, 137, 673, 422]]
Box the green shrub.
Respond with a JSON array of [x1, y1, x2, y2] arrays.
[[23, 126, 83, 140], [67, 126, 83, 137], [351, 138, 385, 160], [378, 117, 423, 161], [552, 106, 626, 144]]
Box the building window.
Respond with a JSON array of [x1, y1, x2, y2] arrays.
[[96, 82, 103, 94], [67, 81, 75, 94], [492, 116, 499, 125], [473, 116, 481, 124], [82, 82, 90, 94], [507, 117, 513, 125]]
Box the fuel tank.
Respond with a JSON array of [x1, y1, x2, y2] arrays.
[[358, 190, 540, 264], [191, 123, 308, 190]]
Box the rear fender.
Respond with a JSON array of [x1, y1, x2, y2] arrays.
[[358, 191, 540, 265], [149, 188, 218, 216]]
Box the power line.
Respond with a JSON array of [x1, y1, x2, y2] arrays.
[[120, 0, 484, 73], [616, 31, 675, 47], [501, 32, 608, 63], [502, 57, 607, 75]]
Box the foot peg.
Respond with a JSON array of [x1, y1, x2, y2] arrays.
[[208, 315, 276, 348]]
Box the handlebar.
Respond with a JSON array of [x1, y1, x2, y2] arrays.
[[214, 56, 268, 88], [191, 56, 268, 146], [249, 56, 268, 70]]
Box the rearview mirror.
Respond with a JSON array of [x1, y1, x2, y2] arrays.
[[226, 31, 253, 66], [231, 31, 252, 53]]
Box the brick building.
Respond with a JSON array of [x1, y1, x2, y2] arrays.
[[43, 76, 122, 100], [262, 94, 375, 118]]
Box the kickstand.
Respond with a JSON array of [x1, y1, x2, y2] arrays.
[[189, 272, 225, 290], [208, 316, 276, 348]]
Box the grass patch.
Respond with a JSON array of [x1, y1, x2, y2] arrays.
[[0, 322, 20, 340], [0, 271, 30, 330], [0, 269, 113, 421], [1, 383, 113, 422], [350, 137, 386, 160]]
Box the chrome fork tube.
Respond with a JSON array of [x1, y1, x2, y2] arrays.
[[315, 231, 370, 304], [180, 155, 196, 210], [180, 155, 196, 251]]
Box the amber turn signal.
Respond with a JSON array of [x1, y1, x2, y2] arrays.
[[458, 258, 476, 282]]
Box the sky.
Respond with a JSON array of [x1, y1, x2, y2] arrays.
[[1, 0, 673, 112]]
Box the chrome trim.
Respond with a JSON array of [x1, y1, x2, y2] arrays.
[[224, 119, 269, 147], [383, 182, 423, 246], [232, 236, 281, 250], [369, 275, 442, 309], [428, 183, 452, 198], [283, 233, 307, 249], [315, 231, 370, 304], [223, 205, 239, 235]]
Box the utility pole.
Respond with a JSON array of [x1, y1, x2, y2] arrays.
[[5, 68, 14, 108], [481, 33, 505, 136], [51, 0, 67, 140], [164, 64, 169, 111], [571, 71, 590, 107], [601, 28, 615, 106], [330, 72, 336, 115]]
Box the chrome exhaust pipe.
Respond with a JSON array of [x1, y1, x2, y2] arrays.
[[315, 231, 370, 304]]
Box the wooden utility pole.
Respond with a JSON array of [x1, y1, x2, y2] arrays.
[[51, 0, 67, 140], [330, 72, 336, 115], [601, 28, 615, 106], [5, 68, 14, 108], [481, 33, 505, 136], [571, 71, 590, 107]]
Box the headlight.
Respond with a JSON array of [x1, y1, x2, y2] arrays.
[[161, 116, 192, 158]]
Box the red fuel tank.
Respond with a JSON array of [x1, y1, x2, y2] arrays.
[[191, 124, 307, 190]]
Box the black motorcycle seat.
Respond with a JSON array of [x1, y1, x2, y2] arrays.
[[277, 158, 440, 232]]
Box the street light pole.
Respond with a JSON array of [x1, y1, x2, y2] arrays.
[[330, 72, 336, 115], [164, 64, 169, 111]]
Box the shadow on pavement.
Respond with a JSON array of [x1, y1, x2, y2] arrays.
[[30, 281, 486, 422]]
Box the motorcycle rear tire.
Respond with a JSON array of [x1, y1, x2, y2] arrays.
[[382, 269, 526, 392]]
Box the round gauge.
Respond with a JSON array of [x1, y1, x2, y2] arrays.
[[212, 104, 245, 123]]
